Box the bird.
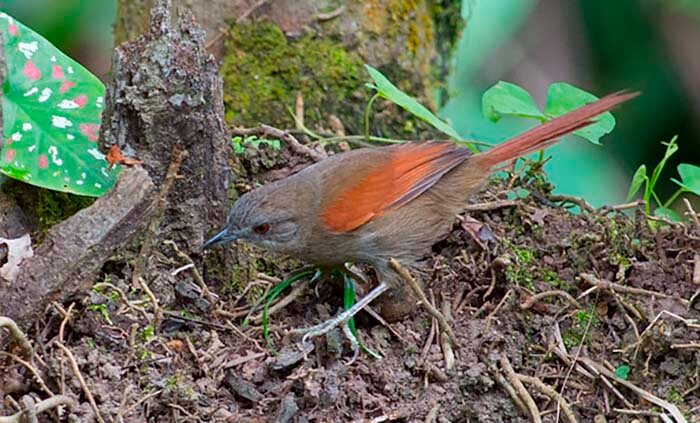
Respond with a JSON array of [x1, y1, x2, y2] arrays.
[[204, 91, 637, 345]]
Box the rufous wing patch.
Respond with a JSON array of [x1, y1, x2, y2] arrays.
[[321, 142, 469, 232]]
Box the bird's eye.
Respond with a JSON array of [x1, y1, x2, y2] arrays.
[[253, 223, 270, 235]]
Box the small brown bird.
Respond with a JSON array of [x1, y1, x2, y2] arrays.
[[205, 91, 637, 341]]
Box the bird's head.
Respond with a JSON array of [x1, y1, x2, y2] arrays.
[[202, 182, 307, 254]]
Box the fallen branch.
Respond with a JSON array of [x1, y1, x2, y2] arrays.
[[0, 168, 155, 330]]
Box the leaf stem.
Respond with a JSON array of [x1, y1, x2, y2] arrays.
[[364, 93, 381, 143]]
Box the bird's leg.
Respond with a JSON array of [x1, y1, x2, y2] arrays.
[[388, 258, 460, 348], [291, 282, 389, 344]]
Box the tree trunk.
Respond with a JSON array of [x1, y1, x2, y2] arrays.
[[114, 0, 463, 304]]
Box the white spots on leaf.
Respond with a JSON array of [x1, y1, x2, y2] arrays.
[[101, 167, 109, 177], [76, 180, 84, 186], [81, 172, 86, 179], [96, 96, 104, 108], [48, 146, 64, 166], [57, 99, 79, 109], [18, 41, 38, 59], [22, 123, 32, 131], [51, 116, 72, 128], [27, 145, 36, 152], [38, 88, 52, 102], [67, 66, 74, 74], [52, 171, 60, 177], [87, 148, 105, 160], [63, 176, 70, 182], [50, 56, 57, 62], [94, 183, 102, 189], [11, 132, 22, 142], [67, 134, 75, 140], [24, 87, 38, 97]]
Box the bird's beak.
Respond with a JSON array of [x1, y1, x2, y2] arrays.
[[202, 228, 239, 250]]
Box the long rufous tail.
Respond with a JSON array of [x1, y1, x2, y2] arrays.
[[474, 91, 639, 169]]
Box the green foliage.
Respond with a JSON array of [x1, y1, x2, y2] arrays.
[[343, 272, 382, 359], [625, 136, 699, 221], [0, 13, 118, 196], [232, 136, 281, 155], [87, 303, 112, 324], [614, 364, 631, 380], [365, 64, 463, 141], [257, 269, 317, 345], [482, 81, 617, 145], [672, 163, 700, 196], [482, 81, 544, 122], [140, 325, 155, 341]]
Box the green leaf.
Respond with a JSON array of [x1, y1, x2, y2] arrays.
[[654, 207, 682, 222], [614, 365, 630, 380], [650, 136, 679, 193], [364, 64, 461, 140], [625, 164, 648, 202], [672, 163, 700, 196], [545, 83, 615, 145], [0, 13, 118, 196], [481, 81, 545, 123]]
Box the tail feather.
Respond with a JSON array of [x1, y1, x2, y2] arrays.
[[475, 91, 639, 169]]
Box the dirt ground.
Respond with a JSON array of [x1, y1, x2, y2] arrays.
[[2, 150, 700, 422]]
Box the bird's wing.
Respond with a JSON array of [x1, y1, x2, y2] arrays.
[[320, 142, 469, 232]]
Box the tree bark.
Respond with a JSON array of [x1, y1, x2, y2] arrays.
[[102, 0, 233, 283]]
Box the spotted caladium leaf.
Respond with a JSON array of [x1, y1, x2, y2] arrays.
[[0, 12, 118, 196]]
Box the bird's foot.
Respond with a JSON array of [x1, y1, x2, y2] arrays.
[[291, 282, 389, 362]]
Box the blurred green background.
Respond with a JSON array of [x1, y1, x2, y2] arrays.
[[2, 0, 699, 208]]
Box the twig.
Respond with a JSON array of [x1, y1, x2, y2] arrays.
[[549, 194, 595, 213], [499, 354, 542, 423], [693, 254, 700, 285], [164, 239, 217, 306], [520, 290, 580, 310], [486, 289, 512, 320], [683, 198, 699, 227], [389, 258, 459, 347], [0, 352, 53, 396], [517, 374, 577, 423], [579, 273, 688, 305], [556, 293, 598, 422], [487, 362, 529, 416], [249, 280, 307, 324], [581, 357, 686, 423], [0, 316, 33, 359], [440, 297, 455, 371], [463, 199, 519, 212], [0, 395, 73, 423], [231, 124, 326, 161], [93, 282, 148, 319], [55, 343, 106, 423], [132, 148, 188, 289]]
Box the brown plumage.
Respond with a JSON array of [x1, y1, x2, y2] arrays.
[[205, 90, 638, 331]]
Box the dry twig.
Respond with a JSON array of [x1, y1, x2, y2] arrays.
[[499, 354, 542, 423], [389, 258, 459, 347], [55, 343, 106, 423]]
